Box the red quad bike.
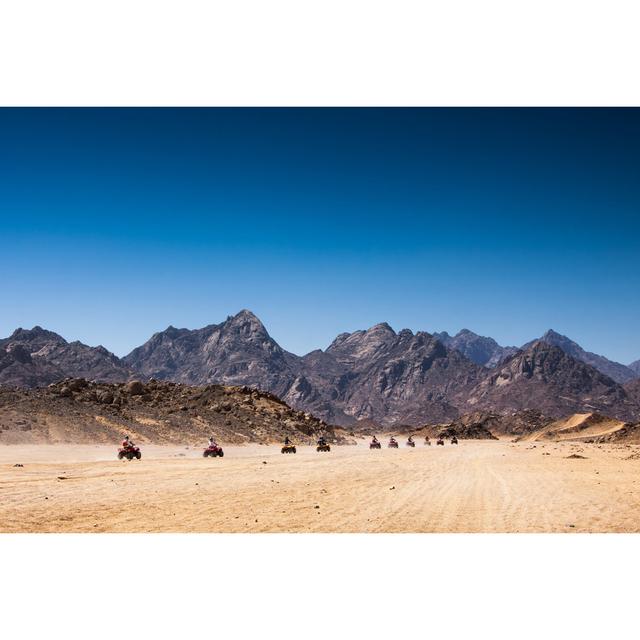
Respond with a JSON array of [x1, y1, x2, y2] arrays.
[[388, 439, 399, 449], [406, 439, 416, 448], [118, 445, 141, 461], [203, 444, 224, 458], [369, 440, 382, 449]]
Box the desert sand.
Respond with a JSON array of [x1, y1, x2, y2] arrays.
[[1, 439, 639, 533]]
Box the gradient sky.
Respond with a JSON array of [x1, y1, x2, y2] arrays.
[[1, 108, 639, 363]]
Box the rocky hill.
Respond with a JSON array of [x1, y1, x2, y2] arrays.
[[629, 360, 640, 376], [0, 327, 134, 387], [433, 329, 517, 367], [0, 378, 345, 445], [524, 329, 637, 384], [466, 341, 637, 420]]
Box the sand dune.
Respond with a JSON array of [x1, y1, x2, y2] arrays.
[[1, 439, 639, 533], [519, 412, 627, 442]]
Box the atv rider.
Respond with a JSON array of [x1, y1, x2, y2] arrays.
[[371, 435, 379, 446], [284, 436, 291, 446], [407, 435, 414, 445], [208, 436, 218, 448], [122, 435, 135, 451], [317, 435, 327, 447], [389, 436, 398, 446]]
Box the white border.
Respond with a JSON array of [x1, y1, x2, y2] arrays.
[[0, 1, 639, 106], [1, 534, 638, 639]]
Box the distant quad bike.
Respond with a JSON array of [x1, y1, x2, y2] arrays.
[[436, 438, 445, 446], [424, 437, 431, 446], [316, 443, 331, 452], [388, 439, 399, 449], [406, 439, 416, 448], [203, 444, 224, 458], [451, 436, 459, 445], [369, 441, 382, 449], [118, 445, 141, 461], [281, 444, 297, 454]]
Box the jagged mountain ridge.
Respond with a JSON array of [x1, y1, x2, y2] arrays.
[[125, 313, 484, 426], [2, 312, 639, 425], [0, 327, 135, 387]]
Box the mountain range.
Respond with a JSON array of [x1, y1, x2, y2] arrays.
[[1, 311, 639, 426]]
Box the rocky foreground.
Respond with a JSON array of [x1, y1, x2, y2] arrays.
[[0, 379, 349, 445]]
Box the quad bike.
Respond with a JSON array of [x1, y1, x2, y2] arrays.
[[424, 438, 431, 446], [118, 445, 141, 460], [316, 443, 331, 452], [369, 441, 382, 449], [388, 439, 399, 449], [406, 440, 416, 448], [203, 444, 224, 458], [436, 438, 445, 446], [281, 444, 297, 454], [451, 436, 459, 445]]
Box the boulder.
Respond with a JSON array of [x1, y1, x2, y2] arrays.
[[125, 380, 145, 396]]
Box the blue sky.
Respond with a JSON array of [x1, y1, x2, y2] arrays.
[[1, 108, 639, 363]]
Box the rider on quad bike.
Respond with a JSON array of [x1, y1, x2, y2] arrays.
[[208, 435, 218, 448], [317, 435, 327, 446], [284, 436, 291, 445], [407, 435, 414, 444], [372, 435, 379, 445], [388, 436, 398, 447], [122, 435, 135, 451]]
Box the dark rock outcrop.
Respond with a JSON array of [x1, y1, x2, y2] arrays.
[[524, 329, 636, 384]]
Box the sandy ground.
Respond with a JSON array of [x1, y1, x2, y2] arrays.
[[1, 439, 639, 532]]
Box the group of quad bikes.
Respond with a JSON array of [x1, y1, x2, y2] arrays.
[[117, 440, 225, 461], [117, 438, 329, 460], [282, 438, 331, 454], [117, 433, 457, 461], [370, 435, 458, 449]]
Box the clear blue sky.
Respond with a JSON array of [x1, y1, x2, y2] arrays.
[[1, 108, 639, 363]]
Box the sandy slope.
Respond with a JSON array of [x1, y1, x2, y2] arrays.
[[1, 440, 639, 533], [519, 412, 627, 442]]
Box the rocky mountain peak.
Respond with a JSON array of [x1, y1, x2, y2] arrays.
[[531, 329, 637, 384], [224, 309, 270, 338], [3, 326, 67, 350]]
